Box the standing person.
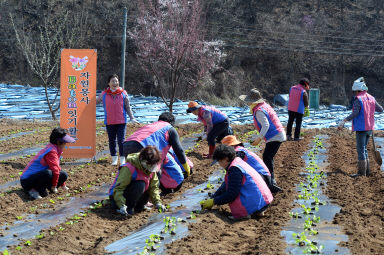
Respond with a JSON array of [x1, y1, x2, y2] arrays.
[[20, 128, 74, 200], [286, 78, 310, 141], [200, 145, 273, 220], [186, 101, 233, 159], [109, 146, 167, 216], [123, 112, 191, 177], [96, 74, 138, 166], [221, 135, 282, 193], [239, 88, 286, 189], [338, 77, 383, 177]]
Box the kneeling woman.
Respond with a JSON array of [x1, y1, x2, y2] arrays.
[[109, 146, 167, 216], [20, 128, 74, 200], [200, 145, 273, 220]]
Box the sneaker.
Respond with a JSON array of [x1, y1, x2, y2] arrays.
[[28, 189, 42, 200], [287, 136, 293, 141], [294, 137, 303, 141], [111, 156, 118, 166], [228, 215, 251, 221], [62, 185, 69, 191], [119, 156, 126, 165]]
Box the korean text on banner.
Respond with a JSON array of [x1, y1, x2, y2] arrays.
[[60, 49, 97, 158]]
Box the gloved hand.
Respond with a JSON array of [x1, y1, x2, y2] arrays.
[[182, 162, 191, 177], [155, 203, 167, 212], [304, 107, 310, 117], [200, 199, 214, 210], [252, 137, 262, 146], [131, 118, 139, 124], [117, 205, 128, 216], [338, 119, 346, 130], [51, 186, 58, 194]]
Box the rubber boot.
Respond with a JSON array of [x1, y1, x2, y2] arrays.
[[203, 145, 215, 159], [111, 156, 118, 166], [120, 156, 126, 166], [351, 160, 366, 177], [366, 159, 370, 176]]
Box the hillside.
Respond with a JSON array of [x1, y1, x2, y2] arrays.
[[1, 0, 384, 105]]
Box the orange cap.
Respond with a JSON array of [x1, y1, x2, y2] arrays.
[[221, 135, 242, 146], [188, 101, 199, 108], [186, 101, 200, 113]]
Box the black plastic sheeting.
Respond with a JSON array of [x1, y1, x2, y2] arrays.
[[2, 84, 384, 129]]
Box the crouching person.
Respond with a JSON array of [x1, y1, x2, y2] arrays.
[[200, 145, 273, 220], [20, 128, 74, 200], [109, 145, 167, 216], [221, 135, 282, 193], [159, 153, 185, 196], [169, 148, 194, 178]]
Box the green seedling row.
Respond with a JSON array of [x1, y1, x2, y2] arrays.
[[289, 136, 326, 254]]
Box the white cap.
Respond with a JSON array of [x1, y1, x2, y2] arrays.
[[352, 77, 368, 91]]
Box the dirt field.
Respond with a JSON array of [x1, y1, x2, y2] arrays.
[[0, 119, 383, 254]]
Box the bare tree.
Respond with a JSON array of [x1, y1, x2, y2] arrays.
[[130, 0, 225, 112], [10, 5, 88, 120]]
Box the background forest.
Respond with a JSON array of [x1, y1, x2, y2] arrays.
[[1, 0, 384, 106]]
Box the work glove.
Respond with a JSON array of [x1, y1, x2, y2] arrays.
[[252, 137, 262, 146], [155, 203, 167, 212], [117, 205, 128, 216], [200, 198, 214, 210], [304, 107, 310, 117], [51, 186, 58, 194], [337, 120, 346, 130], [182, 162, 191, 177]]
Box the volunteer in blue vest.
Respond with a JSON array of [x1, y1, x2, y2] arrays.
[[200, 145, 273, 220], [286, 78, 310, 141], [239, 88, 286, 190], [159, 152, 185, 195], [123, 112, 191, 177], [186, 101, 233, 159], [20, 128, 74, 200], [221, 135, 281, 193], [109, 145, 167, 216], [96, 74, 138, 166], [168, 147, 194, 178], [338, 77, 383, 177]]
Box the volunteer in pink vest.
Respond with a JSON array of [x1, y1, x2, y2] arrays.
[[109, 146, 166, 216], [338, 77, 383, 177], [20, 128, 74, 200], [286, 78, 310, 141], [159, 152, 185, 196], [123, 112, 191, 177], [186, 101, 233, 159], [221, 135, 281, 193], [239, 88, 286, 190], [200, 145, 273, 220], [96, 74, 138, 166]]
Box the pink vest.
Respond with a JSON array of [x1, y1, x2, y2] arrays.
[[288, 84, 305, 114], [252, 102, 284, 142], [352, 91, 376, 131], [125, 121, 172, 161], [102, 90, 128, 125], [226, 158, 273, 218]]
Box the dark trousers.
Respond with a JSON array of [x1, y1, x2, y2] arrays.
[[123, 140, 144, 157], [263, 141, 282, 181], [20, 170, 68, 196], [110, 180, 149, 213], [159, 182, 183, 195], [106, 124, 126, 156], [207, 119, 232, 146], [286, 111, 303, 139]]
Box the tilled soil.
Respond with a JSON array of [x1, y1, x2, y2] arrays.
[[0, 121, 382, 254]]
